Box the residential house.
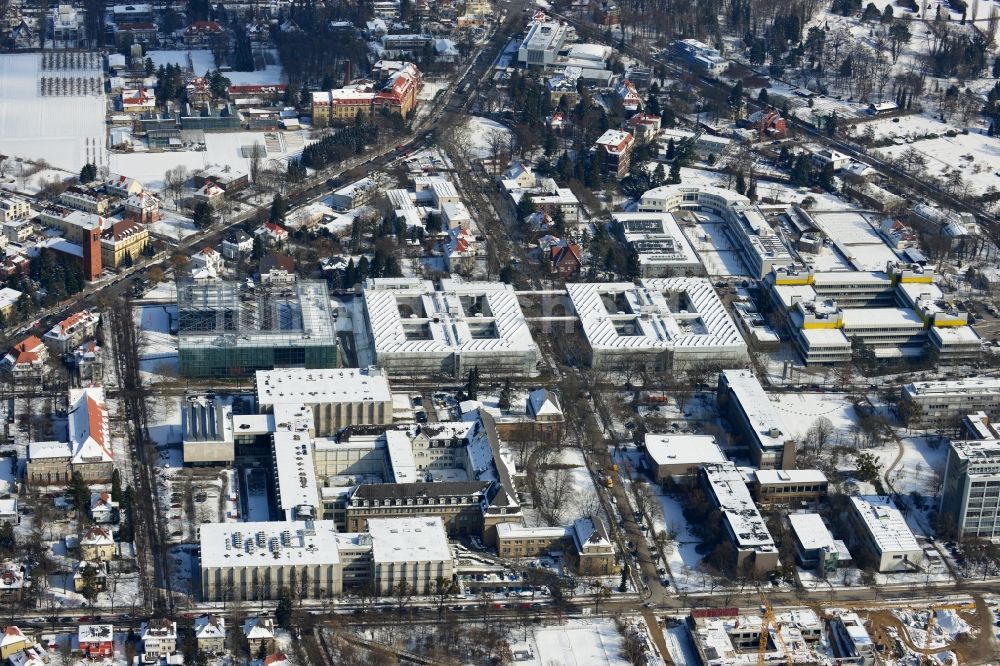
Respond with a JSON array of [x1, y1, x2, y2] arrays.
[[73, 341, 103, 383], [443, 227, 481, 274], [73, 560, 107, 593], [90, 492, 118, 524], [114, 21, 157, 45], [222, 229, 253, 260], [746, 109, 787, 139], [60, 187, 109, 215], [104, 175, 144, 198], [194, 167, 249, 193], [194, 615, 226, 654], [548, 240, 582, 278], [2, 336, 47, 383], [43, 310, 100, 354], [592, 129, 634, 179], [124, 192, 160, 224], [190, 247, 223, 280], [259, 253, 296, 284], [78, 625, 114, 659], [122, 88, 156, 115], [193, 181, 225, 208], [255, 222, 288, 247], [80, 526, 115, 560], [51, 5, 82, 47], [141, 619, 178, 663], [0, 627, 32, 659], [617, 79, 642, 112], [0, 196, 31, 224], [243, 617, 275, 656], [626, 112, 661, 142], [183, 21, 225, 47], [0, 563, 26, 600], [0, 287, 22, 319]]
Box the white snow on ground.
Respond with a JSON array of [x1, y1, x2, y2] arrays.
[[417, 79, 447, 102], [650, 489, 708, 593], [526, 619, 630, 666], [109, 129, 314, 190], [0, 53, 106, 171], [146, 49, 217, 75], [771, 392, 859, 446], [227, 64, 285, 85], [663, 623, 698, 666], [887, 435, 948, 498], [463, 116, 513, 159], [895, 608, 971, 651], [134, 304, 179, 383], [147, 210, 199, 241], [679, 215, 748, 277], [877, 130, 1000, 196]]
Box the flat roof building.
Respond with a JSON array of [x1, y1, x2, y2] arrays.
[[518, 21, 568, 67], [786, 513, 851, 574], [717, 369, 795, 469], [567, 279, 748, 371], [177, 278, 338, 378], [751, 469, 828, 505], [358, 278, 540, 378], [848, 496, 921, 572], [901, 378, 1000, 428], [700, 462, 778, 574], [199, 516, 452, 601], [256, 367, 393, 436], [940, 437, 1000, 541], [644, 434, 726, 482], [612, 212, 703, 277], [182, 394, 235, 466]]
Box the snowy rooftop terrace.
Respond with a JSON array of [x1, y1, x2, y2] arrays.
[[200, 520, 342, 568]]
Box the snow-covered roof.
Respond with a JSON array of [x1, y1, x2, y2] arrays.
[[194, 615, 225, 639], [200, 521, 342, 568], [787, 513, 837, 551], [702, 462, 775, 551], [753, 469, 827, 485], [68, 387, 112, 465], [78, 625, 114, 643], [256, 367, 392, 407], [361, 279, 539, 357], [719, 369, 790, 453], [567, 279, 746, 353], [527, 389, 562, 418], [849, 496, 920, 555], [644, 434, 726, 468], [368, 516, 451, 564]]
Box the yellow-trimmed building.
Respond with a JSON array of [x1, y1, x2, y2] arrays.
[[101, 219, 149, 268]]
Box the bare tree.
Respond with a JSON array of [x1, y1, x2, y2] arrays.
[[807, 416, 835, 451]]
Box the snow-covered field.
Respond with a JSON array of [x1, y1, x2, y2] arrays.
[[0, 53, 106, 171], [524, 619, 631, 666], [146, 49, 217, 76], [877, 130, 1000, 196]]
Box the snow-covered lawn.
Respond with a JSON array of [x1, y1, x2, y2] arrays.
[[650, 489, 710, 593], [877, 130, 1000, 196], [134, 305, 178, 381], [770, 392, 859, 447], [145, 49, 217, 75], [678, 216, 749, 277], [147, 210, 198, 241], [463, 116, 513, 159], [0, 53, 105, 171]]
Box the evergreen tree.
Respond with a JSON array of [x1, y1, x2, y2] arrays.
[[669, 160, 681, 184], [466, 366, 479, 400], [0, 521, 14, 554], [758, 88, 769, 104], [993, 57, 1000, 78], [251, 235, 264, 260], [111, 469, 122, 502], [735, 172, 747, 195], [269, 194, 287, 224], [498, 380, 513, 411], [121, 250, 133, 269], [192, 202, 214, 229], [79, 163, 97, 183], [275, 589, 293, 628], [67, 472, 90, 517], [665, 138, 675, 160]]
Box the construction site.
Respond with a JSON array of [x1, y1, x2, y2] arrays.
[[683, 591, 1000, 665]]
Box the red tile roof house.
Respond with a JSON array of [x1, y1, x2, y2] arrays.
[[78, 625, 113, 659], [2, 336, 47, 382]]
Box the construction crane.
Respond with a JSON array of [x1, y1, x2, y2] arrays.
[[757, 586, 793, 666]]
